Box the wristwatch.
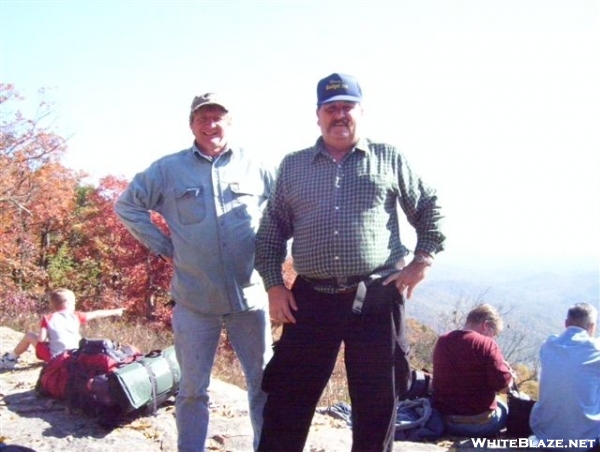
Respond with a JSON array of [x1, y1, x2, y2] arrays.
[[412, 254, 433, 266]]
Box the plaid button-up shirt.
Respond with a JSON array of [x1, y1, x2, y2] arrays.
[[255, 137, 446, 290]]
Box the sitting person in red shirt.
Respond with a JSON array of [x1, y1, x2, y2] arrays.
[[432, 303, 513, 437]]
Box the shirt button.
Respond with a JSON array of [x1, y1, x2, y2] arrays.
[[334, 256, 340, 260]]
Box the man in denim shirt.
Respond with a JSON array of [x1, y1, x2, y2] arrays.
[[530, 303, 600, 450], [115, 93, 274, 452]]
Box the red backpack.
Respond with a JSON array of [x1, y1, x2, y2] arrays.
[[36, 339, 180, 427], [66, 339, 141, 413], [35, 350, 73, 400], [36, 339, 141, 406]]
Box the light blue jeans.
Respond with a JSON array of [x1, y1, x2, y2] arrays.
[[444, 397, 508, 438], [172, 302, 272, 452]]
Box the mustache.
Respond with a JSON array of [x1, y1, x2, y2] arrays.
[[331, 120, 349, 127]]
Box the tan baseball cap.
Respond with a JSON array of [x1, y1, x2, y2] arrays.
[[190, 93, 229, 113]]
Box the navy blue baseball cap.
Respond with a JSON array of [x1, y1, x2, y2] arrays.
[[316, 73, 362, 106]]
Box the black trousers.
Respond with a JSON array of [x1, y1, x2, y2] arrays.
[[258, 277, 410, 452]]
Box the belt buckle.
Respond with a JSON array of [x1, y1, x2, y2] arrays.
[[334, 277, 356, 292], [334, 276, 352, 293], [335, 276, 349, 287]]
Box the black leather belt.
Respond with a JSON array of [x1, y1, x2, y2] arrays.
[[300, 275, 367, 292]]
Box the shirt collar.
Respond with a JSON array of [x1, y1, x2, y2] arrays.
[[192, 142, 234, 162], [563, 325, 591, 338], [311, 136, 370, 163]]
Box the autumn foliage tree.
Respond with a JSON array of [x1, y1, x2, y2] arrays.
[[70, 176, 172, 321], [0, 84, 81, 308], [0, 84, 172, 324]]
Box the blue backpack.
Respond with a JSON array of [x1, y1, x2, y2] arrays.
[[395, 397, 444, 441]]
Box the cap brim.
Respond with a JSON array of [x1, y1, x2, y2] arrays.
[[192, 102, 229, 112], [318, 95, 361, 106]]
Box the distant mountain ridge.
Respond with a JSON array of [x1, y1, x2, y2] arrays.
[[406, 254, 599, 354]]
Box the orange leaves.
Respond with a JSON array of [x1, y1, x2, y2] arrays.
[[0, 86, 172, 324]]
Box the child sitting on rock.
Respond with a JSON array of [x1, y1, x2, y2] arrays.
[[0, 288, 124, 370]]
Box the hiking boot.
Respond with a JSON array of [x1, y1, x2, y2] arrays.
[[0, 352, 18, 370]]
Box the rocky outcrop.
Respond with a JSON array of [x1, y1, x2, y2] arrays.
[[0, 327, 500, 451]]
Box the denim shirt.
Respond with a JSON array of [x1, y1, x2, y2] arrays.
[[115, 144, 275, 315], [530, 326, 600, 444]]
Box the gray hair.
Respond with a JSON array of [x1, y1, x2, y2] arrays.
[[466, 303, 504, 335]]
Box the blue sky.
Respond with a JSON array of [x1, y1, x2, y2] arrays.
[[1, 0, 599, 265]]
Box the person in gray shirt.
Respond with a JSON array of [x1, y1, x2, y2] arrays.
[[255, 73, 445, 452], [115, 93, 274, 452]]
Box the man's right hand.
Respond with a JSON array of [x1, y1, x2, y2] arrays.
[[267, 285, 298, 324]]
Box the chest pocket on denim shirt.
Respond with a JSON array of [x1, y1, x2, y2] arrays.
[[174, 186, 206, 225], [229, 182, 262, 220]]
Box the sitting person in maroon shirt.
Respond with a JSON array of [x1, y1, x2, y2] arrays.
[[433, 303, 513, 437]]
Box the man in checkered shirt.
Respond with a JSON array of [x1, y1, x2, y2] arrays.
[[255, 73, 446, 452]]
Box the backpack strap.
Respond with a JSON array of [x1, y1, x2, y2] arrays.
[[140, 350, 161, 414]]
